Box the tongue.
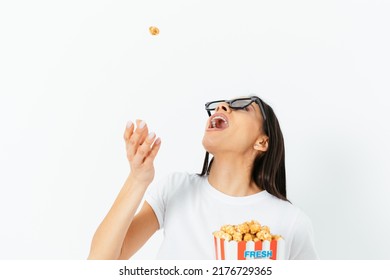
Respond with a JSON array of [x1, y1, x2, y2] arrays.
[[216, 119, 228, 129]]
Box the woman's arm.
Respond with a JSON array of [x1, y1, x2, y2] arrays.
[[117, 200, 159, 259], [88, 120, 161, 259]]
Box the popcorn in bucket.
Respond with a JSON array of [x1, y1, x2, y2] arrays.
[[213, 220, 285, 260]]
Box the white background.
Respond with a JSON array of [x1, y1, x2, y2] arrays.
[[0, 0, 389, 260]]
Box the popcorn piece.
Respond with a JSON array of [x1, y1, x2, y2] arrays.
[[243, 233, 253, 242], [232, 231, 243, 242], [213, 230, 225, 239], [261, 225, 270, 233], [249, 222, 262, 234], [221, 224, 235, 235], [223, 233, 233, 241], [213, 230, 232, 241], [236, 223, 250, 234], [149, 26, 159, 35], [256, 230, 272, 241], [247, 220, 260, 226], [272, 235, 283, 241]]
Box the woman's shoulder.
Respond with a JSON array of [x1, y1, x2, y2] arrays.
[[146, 172, 202, 204], [263, 191, 297, 210], [265, 194, 316, 237], [155, 172, 205, 194], [165, 171, 205, 185], [262, 192, 313, 223]]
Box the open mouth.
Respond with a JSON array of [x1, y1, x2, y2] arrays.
[[208, 114, 229, 130]]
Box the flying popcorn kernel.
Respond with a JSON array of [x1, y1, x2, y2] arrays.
[[149, 26, 159, 35]]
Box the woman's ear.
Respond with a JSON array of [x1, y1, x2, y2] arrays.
[[253, 137, 269, 152]]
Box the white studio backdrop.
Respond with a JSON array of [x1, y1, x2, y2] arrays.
[[0, 0, 389, 259]]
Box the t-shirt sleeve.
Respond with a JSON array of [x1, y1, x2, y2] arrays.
[[289, 210, 320, 260], [144, 172, 183, 230], [144, 175, 169, 230]]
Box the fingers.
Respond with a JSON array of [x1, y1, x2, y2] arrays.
[[136, 120, 149, 147], [132, 131, 160, 166], [124, 120, 148, 142], [126, 120, 149, 159], [143, 137, 162, 166], [123, 121, 134, 141], [124, 120, 161, 165]]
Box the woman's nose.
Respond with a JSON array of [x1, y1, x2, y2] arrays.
[[215, 102, 231, 113]]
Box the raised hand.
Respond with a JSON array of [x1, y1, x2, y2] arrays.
[[123, 120, 161, 185]]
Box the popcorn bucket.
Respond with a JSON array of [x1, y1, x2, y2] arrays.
[[213, 237, 285, 260]]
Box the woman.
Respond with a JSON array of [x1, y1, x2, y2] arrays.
[[88, 96, 319, 260]]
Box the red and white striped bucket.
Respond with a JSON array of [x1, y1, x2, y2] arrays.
[[213, 237, 285, 260]]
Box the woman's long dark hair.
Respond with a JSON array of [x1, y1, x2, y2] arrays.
[[199, 96, 288, 201]]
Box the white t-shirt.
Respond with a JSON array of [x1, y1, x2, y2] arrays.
[[145, 172, 319, 260]]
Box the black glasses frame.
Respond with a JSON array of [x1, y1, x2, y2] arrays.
[[205, 96, 267, 121]]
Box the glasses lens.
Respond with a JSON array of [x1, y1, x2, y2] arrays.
[[206, 101, 222, 110], [230, 99, 252, 108]]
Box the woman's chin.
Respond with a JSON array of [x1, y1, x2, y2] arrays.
[[202, 138, 217, 155]]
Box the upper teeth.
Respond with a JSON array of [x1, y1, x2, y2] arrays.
[[211, 115, 228, 128]]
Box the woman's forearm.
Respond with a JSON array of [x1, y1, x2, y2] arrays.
[[88, 174, 149, 259], [88, 119, 161, 259]]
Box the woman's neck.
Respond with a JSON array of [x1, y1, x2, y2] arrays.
[[207, 155, 262, 197]]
